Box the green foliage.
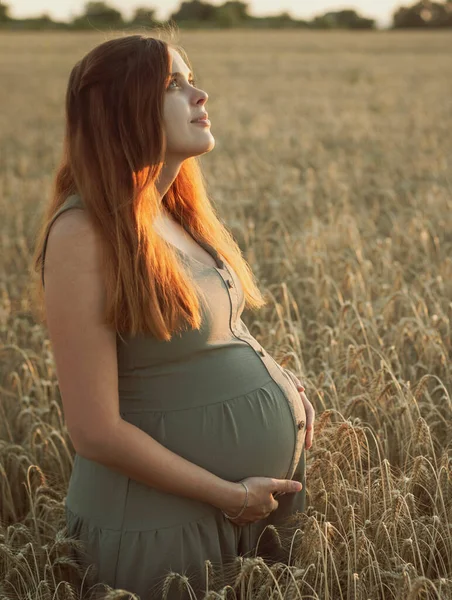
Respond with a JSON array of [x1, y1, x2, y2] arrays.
[[170, 0, 250, 26], [311, 10, 375, 29], [3, 0, 451, 30], [71, 1, 124, 29], [0, 1, 10, 22], [392, 1, 452, 28], [130, 6, 158, 28], [170, 0, 217, 22]]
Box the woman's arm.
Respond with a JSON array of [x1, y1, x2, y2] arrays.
[[43, 208, 244, 515], [76, 411, 243, 512]]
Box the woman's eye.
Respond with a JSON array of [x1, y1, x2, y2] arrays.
[[168, 78, 196, 89]]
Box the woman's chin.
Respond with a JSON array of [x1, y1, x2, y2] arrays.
[[192, 137, 216, 156]]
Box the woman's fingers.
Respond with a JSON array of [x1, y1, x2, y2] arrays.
[[298, 389, 315, 450]]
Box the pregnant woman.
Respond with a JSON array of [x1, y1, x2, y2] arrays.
[[33, 31, 315, 599]]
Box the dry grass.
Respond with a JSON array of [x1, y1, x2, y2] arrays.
[[0, 29, 451, 599]]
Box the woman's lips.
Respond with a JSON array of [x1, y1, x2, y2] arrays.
[[192, 119, 211, 126]]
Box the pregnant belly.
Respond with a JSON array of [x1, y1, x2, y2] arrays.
[[65, 375, 301, 534], [138, 377, 297, 483]]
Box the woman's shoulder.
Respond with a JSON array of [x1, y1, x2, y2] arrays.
[[42, 196, 100, 289], [47, 197, 94, 247]]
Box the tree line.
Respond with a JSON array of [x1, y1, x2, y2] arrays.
[[0, 0, 451, 31]]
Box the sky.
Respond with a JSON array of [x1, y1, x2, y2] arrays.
[[8, 1, 402, 28]]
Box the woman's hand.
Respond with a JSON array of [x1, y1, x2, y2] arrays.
[[221, 477, 303, 526], [291, 378, 315, 451]]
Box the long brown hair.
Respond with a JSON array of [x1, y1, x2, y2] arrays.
[[30, 28, 266, 341]]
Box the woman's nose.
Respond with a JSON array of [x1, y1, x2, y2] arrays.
[[197, 89, 208, 103]]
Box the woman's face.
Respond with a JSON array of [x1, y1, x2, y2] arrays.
[[162, 48, 215, 162]]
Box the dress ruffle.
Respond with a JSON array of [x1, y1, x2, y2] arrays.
[[65, 441, 306, 600], [65, 503, 242, 599]]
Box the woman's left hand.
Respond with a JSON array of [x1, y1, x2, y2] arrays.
[[292, 379, 315, 451]]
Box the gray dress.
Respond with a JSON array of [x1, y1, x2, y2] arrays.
[[41, 194, 307, 599]]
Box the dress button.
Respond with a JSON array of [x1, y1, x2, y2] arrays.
[[258, 347, 265, 356], [227, 279, 234, 288], [298, 420, 305, 430]]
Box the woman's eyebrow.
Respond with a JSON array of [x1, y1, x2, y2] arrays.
[[170, 71, 193, 79]]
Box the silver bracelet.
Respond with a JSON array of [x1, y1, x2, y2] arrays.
[[222, 482, 249, 520]]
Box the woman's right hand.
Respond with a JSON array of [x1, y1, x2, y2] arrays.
[[221, 477, 303, 526]]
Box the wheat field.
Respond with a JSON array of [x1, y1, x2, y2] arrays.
[[0, 29, 451, 600]]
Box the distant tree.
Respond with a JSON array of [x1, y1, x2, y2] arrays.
[[335, 9, 375, 28], [129, 6, 158, 27], [393, 6, 424, 26], [311, 9, 375, 29], [72, 1, 124, 29], [262, 11, 298, 28], [36, 12, 52, 22], [425, 0, 452, 25], [392, 1, 452, 28], [350, 16, 376, 28], [311, 15, 335, 29], [170, 0, 250, 25], [215, 1, 250, 26], [220, 1, 250, 20], [30, 12, 62, 29], [214, 5, 235, 27], [170, 0, 217, 22], [333, 9, 360, 26], [0, 1, 11, 22]]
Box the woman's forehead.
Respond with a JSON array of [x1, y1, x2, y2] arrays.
[[169, 48, 190, 71]]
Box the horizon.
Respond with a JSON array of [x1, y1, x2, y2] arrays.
[[9, 1, 400, 28]]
